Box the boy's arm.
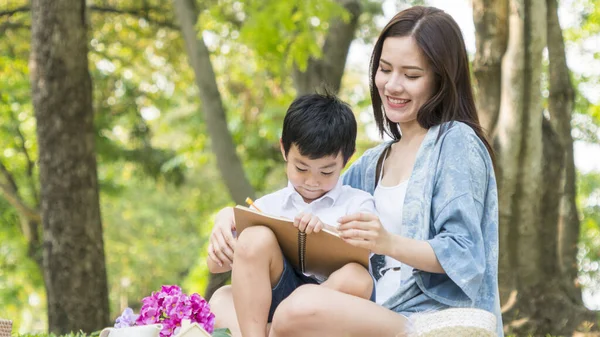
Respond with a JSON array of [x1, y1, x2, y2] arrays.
[[354, 194, 378, 216], [206, 207, 236, 274], [207, 254, 232, 273], [206, 194, 272, 273]]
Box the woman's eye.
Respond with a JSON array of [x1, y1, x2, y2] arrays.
[[379, 67, 391, 73], [405, 75, 420, 79], [296, 167, 308, 172]]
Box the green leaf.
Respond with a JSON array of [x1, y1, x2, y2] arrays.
[[211, 328, 232, 337]]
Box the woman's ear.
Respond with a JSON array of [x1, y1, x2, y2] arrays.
[[279, 138, 287, 161]]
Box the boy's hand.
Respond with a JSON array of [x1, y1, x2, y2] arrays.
[[293, 212, 324, 234], [208, 207, 236, 268]]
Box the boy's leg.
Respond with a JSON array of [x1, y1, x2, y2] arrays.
[[232, 226, 284, 337], [321, 262, 374, 300], [208, 285, 241, 337]]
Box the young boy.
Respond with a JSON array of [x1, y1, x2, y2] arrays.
[[207, 92, 376, 337]]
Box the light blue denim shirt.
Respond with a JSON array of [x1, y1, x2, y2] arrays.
[[342, 122, 503, 336]]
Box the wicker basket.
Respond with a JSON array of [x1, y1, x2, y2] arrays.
[[407, 308, 497, 337], [0, 319, 12, 337]]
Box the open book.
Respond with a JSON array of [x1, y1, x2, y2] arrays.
[[233, 205, 369, 278]]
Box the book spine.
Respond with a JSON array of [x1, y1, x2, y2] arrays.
[[298, 231, 307, 273]]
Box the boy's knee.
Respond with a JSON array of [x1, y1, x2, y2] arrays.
[[209, 285, 231, 305], [235, 226, 278, 260], [271, 285, 322, 333], [332, 263, 372, 299]]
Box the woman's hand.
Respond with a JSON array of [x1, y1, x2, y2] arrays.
[[208, 207, 237, 268], [337, 213, 394, 255], [294, 213, 324, 234]]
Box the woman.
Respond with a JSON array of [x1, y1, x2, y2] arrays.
[[209, 6, 502, 337]]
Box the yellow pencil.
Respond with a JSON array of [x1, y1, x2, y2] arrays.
[[245, 197, 263, 213]]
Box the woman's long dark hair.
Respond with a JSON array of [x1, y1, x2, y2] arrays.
[[369, 6, 494, 162]]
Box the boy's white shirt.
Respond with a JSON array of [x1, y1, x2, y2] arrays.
[[253, 180, 377, 228]]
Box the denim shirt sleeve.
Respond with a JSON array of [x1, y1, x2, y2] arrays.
[[341, 155, 366, 191], [425, 128, 490, 302], [342, 142, 389, 194]]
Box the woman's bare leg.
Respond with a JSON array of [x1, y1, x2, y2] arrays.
[[208, 285, 241, 337], [269, 284, 409, 337], [321, 262, 373, 299], [232, 226, 284, 337]]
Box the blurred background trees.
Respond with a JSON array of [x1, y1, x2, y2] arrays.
[[0, 0, 598, 335]]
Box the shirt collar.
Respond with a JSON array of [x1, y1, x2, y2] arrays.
[[282, 180, 343, 208]]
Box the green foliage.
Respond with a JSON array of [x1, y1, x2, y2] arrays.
[[577, 171, 600, 294], [198, 0, 348, 72], [564, 0, 600, 307], [564, 0, 600, 144]]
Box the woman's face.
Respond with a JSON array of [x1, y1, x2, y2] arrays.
[[374, 36, 436, 126]]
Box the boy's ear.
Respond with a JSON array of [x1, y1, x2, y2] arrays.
[[279, 138, 287, 161]]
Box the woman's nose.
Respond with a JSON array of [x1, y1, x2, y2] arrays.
[[385, 74, 404, 94]]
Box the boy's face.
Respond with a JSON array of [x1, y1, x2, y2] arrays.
[[280, 142, 345, 203]]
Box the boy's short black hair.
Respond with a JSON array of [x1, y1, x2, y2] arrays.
[[282, 92, 357, 164]]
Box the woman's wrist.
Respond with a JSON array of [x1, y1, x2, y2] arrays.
[[381, 233, 403, 257]]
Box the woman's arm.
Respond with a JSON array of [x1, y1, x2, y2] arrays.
[[337, 212, 444, 274], [388, 234, 444, 273]]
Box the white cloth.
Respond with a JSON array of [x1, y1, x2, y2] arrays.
[[372, 180, 410, 304], [253, 180, 377, 228], [370, 148, 413, 305]]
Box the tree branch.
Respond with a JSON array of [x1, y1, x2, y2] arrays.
[[0, 162, 41, 223], [0, 6, 29, 18], [174, 0, 255, 205], [8, 110, 39, 205], [1, 5, 178, 29], [0, 160, 19, 193], [292, 0, 363, 95], [88, 5, 179, 29]]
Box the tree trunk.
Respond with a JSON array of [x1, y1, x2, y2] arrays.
[[292, 0, 362, 95], [471, 0, 511, 300], [471, 0, 508, 138], [545, 0, 583, 305], [497, 0, 546, 295], [474, 0, 596, 334], [30, 0, 109, 333], [173, 0, 255, 207], [173, 0, 257, 301]]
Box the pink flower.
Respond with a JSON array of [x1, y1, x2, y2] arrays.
[[129, 285, 215, 336]]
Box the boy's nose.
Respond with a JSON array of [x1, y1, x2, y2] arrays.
[[305, 177, 319, 187]]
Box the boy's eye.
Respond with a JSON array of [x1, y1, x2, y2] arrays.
[[321, 171, 334, 176], [295, 167, 308, 172]]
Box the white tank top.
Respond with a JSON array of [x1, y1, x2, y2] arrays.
[[371, 149, 412, 305]]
